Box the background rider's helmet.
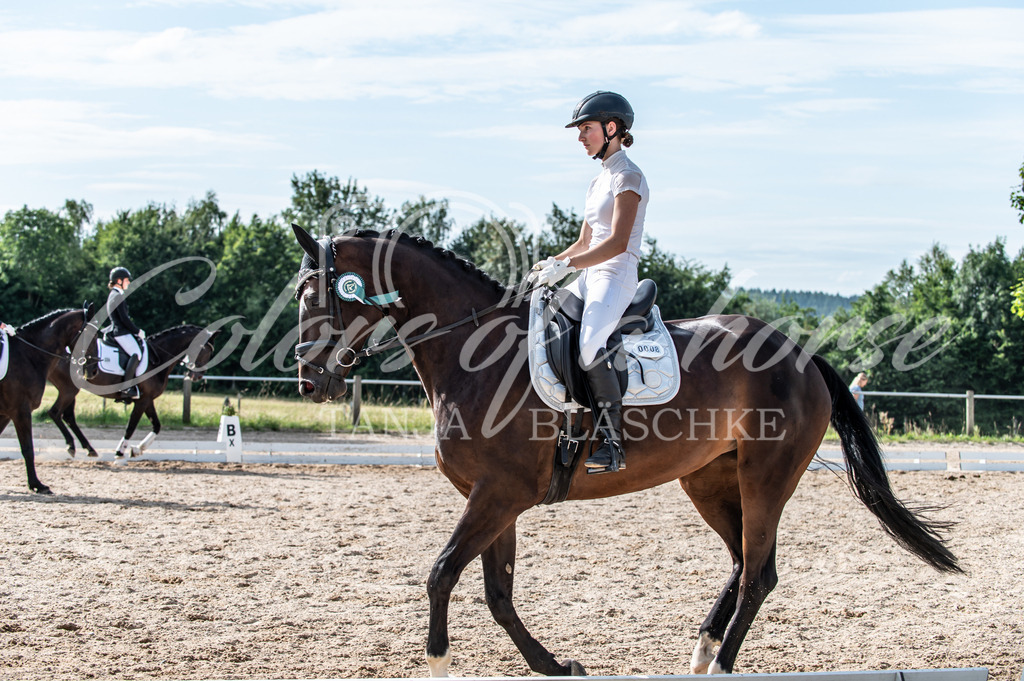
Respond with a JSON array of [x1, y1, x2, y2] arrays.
[[565, 91, 634, 131], [109, 266, 132, 283]]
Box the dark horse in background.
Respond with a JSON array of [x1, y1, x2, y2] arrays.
[[51, 324, 217, 458], [291, 225, 960, 677], [0, 307, 89, 493]]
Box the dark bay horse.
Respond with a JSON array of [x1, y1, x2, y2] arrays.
[[0, 308, 88, 493], [56, 324, 216, 458], [291, 225, 960, 677]]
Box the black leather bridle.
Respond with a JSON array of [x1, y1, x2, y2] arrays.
[[292, 235, 542, 382]]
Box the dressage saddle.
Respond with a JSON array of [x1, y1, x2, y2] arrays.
[[542, 278, 658, 409]]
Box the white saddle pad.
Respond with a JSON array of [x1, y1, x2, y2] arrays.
[[0, 331, 8, 381], [528, 288, 681, 412], [95, 339, 149, 377]]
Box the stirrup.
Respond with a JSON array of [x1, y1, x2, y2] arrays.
[[585, 441, 625, 474], [116, 386, 139, 402]]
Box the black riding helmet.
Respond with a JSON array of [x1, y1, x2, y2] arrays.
[[109, 266, 131, 283], [565, 91, 634, 130], [566, 91, 634, 160]]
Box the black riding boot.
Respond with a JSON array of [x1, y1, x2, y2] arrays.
[[583, 354, 625, 473], [119, 354, 140, 401]]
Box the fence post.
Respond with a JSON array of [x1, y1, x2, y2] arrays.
[[352, 375, 362, 427], [965, 390, 975, 435], [182, 376, 192, 425]]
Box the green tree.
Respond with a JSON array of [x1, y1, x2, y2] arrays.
[[282, 172, 392, 235], [449, 215, 532, 286], [535, 203, 583, 260], [638, 235, 748, 321], [1009, 160, 1024, 318], [396, 197, 453, 246], [206, 213, 302, 377], [82, 197, 224, 332], [1012, 159, 1024, 225], [0, 201, 91, 321], [824, 240, 1024, 434]]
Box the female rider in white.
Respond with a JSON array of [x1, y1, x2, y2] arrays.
[[532, 91, 649, 473]]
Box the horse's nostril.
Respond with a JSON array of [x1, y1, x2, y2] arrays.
[[300, 380, 316, 395]]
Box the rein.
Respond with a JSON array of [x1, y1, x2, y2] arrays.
[[12, 334, 73, 361], [293, 238, 545, 379], [12, 307, 90, 361]]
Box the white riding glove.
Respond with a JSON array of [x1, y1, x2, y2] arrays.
[[138, 329, 146, 340], [529, 257, 576, 287]]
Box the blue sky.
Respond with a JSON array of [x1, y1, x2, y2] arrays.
[[2, 1, 1023, 295]]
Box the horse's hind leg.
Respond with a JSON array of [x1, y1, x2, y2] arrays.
[[481, 524, 585, 676], [63, 398, 98, 457], [708, 440, 813, 674], [47, 399, 75, 456], [115, 400, 148, 458], [679, 453, 746, 674]]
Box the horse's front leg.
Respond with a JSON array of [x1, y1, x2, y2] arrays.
[[426, 489, 528, 677], [13, 407, 50, 494], [482, 523, 584, 676]]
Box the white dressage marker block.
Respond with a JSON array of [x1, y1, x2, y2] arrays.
[[217, 415, 243, 463]]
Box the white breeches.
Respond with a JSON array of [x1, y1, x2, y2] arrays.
[[113, 334, 142, 359], [564, 262, 639, 367]]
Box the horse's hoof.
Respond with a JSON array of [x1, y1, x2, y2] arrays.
[[32, 485, 54, 495], [563, 659, 586, 676], [87, 450, 98, 458], [67, 448, 76, 458]]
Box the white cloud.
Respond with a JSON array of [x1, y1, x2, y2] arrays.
[[769, 98, 885, 117], [0, 99, 284, 166], [11, 5, 1020, 102]]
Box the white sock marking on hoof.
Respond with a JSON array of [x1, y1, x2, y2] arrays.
[[427, 649, 451, 677], [690, 631, 719, 674], [138, 431, 156, 452], [709, 659, 727, 675]]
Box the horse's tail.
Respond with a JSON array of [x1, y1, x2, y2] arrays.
[[811, 355, 962, 574]]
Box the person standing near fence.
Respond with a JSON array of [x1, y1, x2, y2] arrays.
[[849, 372, 868, 410]]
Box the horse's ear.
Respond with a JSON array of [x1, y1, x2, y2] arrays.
[[84, 301, 95, 317], [293, 223, 324, 262]]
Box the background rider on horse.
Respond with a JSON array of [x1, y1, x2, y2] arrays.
[[105, 266, 145, 400]]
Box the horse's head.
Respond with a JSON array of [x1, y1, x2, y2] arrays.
[[53, 307, 89, 349], [292, 224, 388, 403], [182, 328, 218, 381]]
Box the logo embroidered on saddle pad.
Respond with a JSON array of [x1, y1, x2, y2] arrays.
[[95, 339, 150, 377], [527, 288, 682, 412]]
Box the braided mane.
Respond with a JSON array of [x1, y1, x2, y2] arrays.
[[150, 324, 205, 341], [346, 229, 511, 296], [16, 308, 77, 333]]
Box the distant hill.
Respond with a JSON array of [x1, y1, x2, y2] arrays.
[[741, 288, 859, 318]]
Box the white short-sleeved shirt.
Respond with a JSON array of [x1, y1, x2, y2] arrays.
[[583, 150, 649, 267]]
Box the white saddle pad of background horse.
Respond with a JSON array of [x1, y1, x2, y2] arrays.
[[0, 331, 8, 381], [528, 288, 682, 412], [96, 339, 149, 377]]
